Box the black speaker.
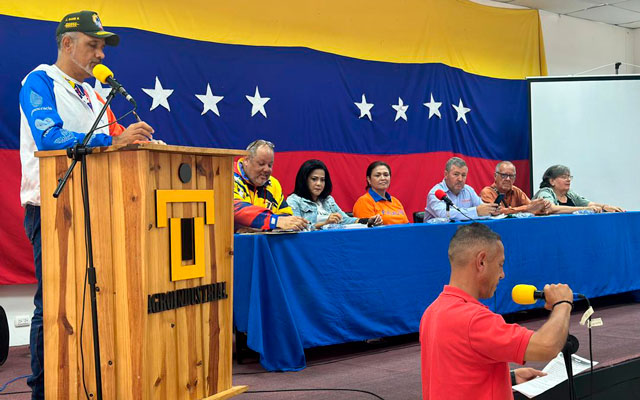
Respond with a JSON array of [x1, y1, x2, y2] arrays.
[[0, 305, 8, 366]]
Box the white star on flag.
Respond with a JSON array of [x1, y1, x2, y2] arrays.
[[142, 77, 174, 111], [92, 79, 111, 100], [195, 84, 224, 116], [355, 94, 374, 121], [423, 93, 442, 119], [452, 99, 471, 124], [245, 86, 270, 118], [391, 97, 409, 122]]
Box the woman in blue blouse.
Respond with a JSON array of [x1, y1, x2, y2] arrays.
[[287, 159, 381, 229]]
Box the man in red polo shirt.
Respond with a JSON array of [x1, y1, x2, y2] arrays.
[[420, 223, 573, 400]]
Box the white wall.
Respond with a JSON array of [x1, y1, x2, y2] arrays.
[[1, 284, 36, 346], [540, 11, 634, 76], [633, 29, 640, 67]]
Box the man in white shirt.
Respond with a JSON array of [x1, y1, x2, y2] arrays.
[[425, 157, 499, 221]]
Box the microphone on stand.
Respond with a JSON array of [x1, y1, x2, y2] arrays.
[[434, 189, 475, 221], [435, 189, 454, 208], [435, 189, 453, 221], [93, 64, 137, 107]]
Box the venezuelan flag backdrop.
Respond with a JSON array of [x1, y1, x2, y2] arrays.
[[0, 1, 545, 284]]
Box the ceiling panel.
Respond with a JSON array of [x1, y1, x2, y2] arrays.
[[582, 0, 628, 4], [479, 0, 640, 27], [615, 0, 640, 13], [511, 0, 594, 14], [568, 4, 640, 24], [618, 19, 640, 27]]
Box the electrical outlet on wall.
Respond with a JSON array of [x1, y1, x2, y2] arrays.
[[14, 315, 31, 327]]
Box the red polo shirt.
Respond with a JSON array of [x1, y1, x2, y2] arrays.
[[420, 285, 534, 400]]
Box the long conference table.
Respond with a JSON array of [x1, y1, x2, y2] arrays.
[[233, 212, 640, 371]]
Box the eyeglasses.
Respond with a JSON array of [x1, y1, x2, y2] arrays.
[[246, 139, 275, 152], [558, 175, 573, 180], [496, 173, 516, 180]]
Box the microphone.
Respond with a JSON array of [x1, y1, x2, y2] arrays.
[[512, 284, 584, 305], [434, 189, 454, 207], [512, 284, 544, 304], [434, 189, 476, 221], [92, 64, 136, 106]]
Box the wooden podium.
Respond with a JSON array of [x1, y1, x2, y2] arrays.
[[37, 144, 248, 399]]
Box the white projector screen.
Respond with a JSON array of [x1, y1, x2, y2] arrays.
[[529, 76, 640, 211]]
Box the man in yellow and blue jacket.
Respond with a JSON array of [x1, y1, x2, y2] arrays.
[[234, 140, 308, 231]]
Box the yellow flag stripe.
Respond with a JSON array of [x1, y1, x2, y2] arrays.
[[1, 0, 546, 79]]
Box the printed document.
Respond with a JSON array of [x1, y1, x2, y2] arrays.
[[512, 353, 597, 398]]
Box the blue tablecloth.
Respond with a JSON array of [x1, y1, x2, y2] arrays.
[[233, 212, 640, 371]]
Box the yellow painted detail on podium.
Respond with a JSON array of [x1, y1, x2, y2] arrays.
[[155, 189, 214, 281]]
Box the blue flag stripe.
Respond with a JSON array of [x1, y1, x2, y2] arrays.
[[0, 15, 529, 161]]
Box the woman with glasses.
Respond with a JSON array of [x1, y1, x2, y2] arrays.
[[287, 159, 382, 230], [533, 165, 624, 213]]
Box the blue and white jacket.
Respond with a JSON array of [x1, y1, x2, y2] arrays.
[[19, 64, 122, 206]]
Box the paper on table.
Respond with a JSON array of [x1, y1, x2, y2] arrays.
[[239, 229, 300, 235], [512, 353, 598, 398], [340, 223, 369, 229]]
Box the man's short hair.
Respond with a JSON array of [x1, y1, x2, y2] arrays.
[[445, 157, 466, 172], [448, 223, 501, 264], [495, 161, 515, 173], [246, 139, 275, 158], [56, 31, 79, 50]]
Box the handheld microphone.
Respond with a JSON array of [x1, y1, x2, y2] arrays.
[[512, 284, 584, 305], [435, 189, 454, 206], [92, 64, 137, 107], [512, 284, 544, 305]]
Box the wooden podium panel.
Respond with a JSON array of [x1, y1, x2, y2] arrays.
[[38, 144, 247, 399]]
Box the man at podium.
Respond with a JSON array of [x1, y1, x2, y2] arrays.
[[18, 10, 155, 399]]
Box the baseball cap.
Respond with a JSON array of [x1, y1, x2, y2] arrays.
[[56, 10, 120, 46]]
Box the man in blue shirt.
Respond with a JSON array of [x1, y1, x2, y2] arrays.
[[425, 157, 499, 221]]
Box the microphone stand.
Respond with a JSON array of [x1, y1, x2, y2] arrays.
[[446, 201, 476, 222], [562, 334, 580, 400], [52, 86, 117, 400]]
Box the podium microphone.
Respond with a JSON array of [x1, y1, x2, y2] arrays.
[[93, 64, 137, 107]]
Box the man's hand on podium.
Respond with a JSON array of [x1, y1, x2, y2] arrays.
[[133, 139, 167, 145], [113, 121, 154, 145]]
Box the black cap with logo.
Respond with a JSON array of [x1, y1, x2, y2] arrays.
[[56, 10, 120, 46]]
